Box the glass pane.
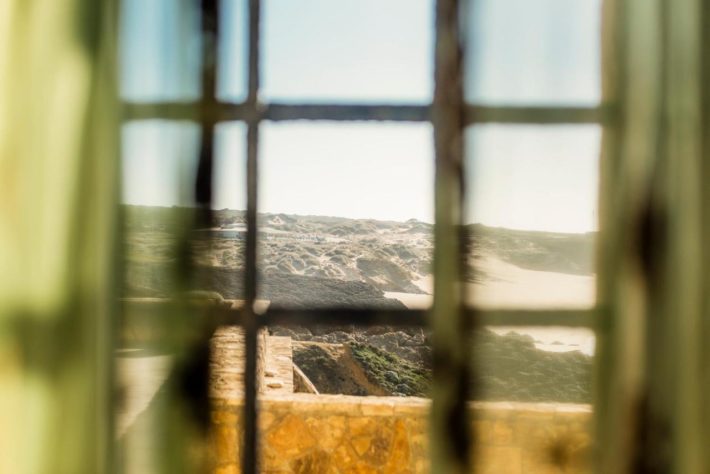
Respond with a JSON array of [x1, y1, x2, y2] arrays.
[[469, 326, 594, 470], [262, 0, 434, 102], [121, 120, 248, 300], [257, 323, 429, 467], [122, 120, 201, 210], [473, 327, 594, 403], [254, 393, 591, 472], [465, 125, 599, 309], [258, 122, 434, 308], [464, 0, 601, 105], [189, 123, 248, 294], [217, 0, 249, 102], [246, 324, 591, 472], [120, 0, 202, 102], [267, 323, 430, 396], [119, 120, 207, 473], [470, 325, 594, 471], [213, 122, 247, 212], [257, 398, 430, 470]]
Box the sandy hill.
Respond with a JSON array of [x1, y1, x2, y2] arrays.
[[123, 205, 595, 402]]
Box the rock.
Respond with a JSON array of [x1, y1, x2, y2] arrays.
[[395, 384, 410, 394], [384, 371, 399, 383]]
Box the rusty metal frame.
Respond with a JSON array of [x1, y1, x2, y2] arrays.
[[125, 101, 605, 124], [120, 0, 605, 472]]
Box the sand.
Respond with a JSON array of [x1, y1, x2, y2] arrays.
[[386, 256, 597, 355]]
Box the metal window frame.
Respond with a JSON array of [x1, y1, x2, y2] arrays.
[[121, 0, 604, 471]]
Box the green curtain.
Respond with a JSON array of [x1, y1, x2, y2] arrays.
[[0, 1, 118, 472], [595, 0, 709, 472]]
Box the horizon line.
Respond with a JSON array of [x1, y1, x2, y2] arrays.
[[123, 203, 598, 235]]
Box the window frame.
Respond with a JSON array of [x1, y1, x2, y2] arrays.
[[120, 0, 604, 471]]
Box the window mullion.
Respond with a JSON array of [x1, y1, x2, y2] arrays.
[[431, 0, 471, 472], [242, 0, 262, 472]]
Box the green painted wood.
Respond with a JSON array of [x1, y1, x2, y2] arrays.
[[594, 0, 662, 472], [701, 2, 710, 470], [596, 0, 709, 472], [647, 0, 704, 471]]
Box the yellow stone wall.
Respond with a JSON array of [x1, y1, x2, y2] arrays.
[[210, 395, 591, 473]]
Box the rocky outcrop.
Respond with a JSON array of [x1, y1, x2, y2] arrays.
[[282, 327, 592, 403]]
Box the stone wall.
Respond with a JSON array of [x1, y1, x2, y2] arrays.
[[210, 395, 592, 473]]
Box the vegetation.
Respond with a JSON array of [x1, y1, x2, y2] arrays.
[[349, 342, 429, 396]]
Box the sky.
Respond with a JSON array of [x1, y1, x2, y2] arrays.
[[120, 0, 601, 233]]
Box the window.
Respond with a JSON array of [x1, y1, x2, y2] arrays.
[[119, 0, 603, 472], [6, 0, 709, 472]]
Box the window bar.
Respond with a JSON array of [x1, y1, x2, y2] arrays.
[[123, 100, 606, 125], [431, 0, 471, 472], [198, 1, 220, 465], [262, 308, 428, 327], [242, 0, 262, 472], [259, 307, 596, 329], [196, 0, 219, 215], [264, 103, 431, 122]]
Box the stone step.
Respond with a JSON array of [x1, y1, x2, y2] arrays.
[[263, 336, 294, 395], [209, 327, 294, 399]]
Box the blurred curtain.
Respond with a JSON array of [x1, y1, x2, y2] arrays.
[[595, 0, 710, 472], [0, 1, 118, 472]]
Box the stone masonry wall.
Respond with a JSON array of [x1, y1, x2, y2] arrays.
[[210, 395, 592, 473]]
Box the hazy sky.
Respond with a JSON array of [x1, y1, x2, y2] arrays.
[[120, 0, 601, 233]]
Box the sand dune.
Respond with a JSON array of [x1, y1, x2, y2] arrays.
[[388, 255, 595, 310], [386, 256, 596, 355], [468, 255, 595, 309]]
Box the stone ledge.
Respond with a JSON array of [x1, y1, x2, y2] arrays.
[[210, 395, 592, 473], [213, 392, 591, 415]]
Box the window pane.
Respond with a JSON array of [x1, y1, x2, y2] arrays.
[[246, 325, 592, 471], [262, 0, 434, 103], [473, 327, 594, 403], [218, 0, 249, 102], [465, 125, 599, 309], [464, 0, 601, 105], [258, 122, 434, 308], [120, 0, 202, 102], [268, 323, 431, 397], [119, 120, 209, 473], [469, 326, 594, 470], [186, 123, 248, 296], [122, 120, 201, 209], [469, 325, 594, 471], [121, 121, 248, 301], [254, 323, 432, 471], [213, 122, 247, 212]]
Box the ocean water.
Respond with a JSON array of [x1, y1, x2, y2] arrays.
[[490, 326, 595, 356]]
